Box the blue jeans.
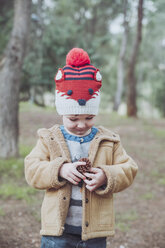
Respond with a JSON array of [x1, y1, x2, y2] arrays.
[[41, 233, 106, 248]]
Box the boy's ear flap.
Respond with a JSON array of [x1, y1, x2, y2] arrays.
[[94, 69, 102, 82], [54, 68, 64, 83]]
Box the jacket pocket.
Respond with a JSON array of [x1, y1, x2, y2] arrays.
[[90, 192, 114, 230], [41, 190, 59, 225]]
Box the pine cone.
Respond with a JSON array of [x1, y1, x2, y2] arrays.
[[77, 158, 91, 173], [77, 158, 92, 187]]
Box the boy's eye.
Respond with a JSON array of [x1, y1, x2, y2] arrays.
[[88, 88, 94, 95], [69, 118, 77, 121], [67, 90, 73, 95], [86, 117, 93, 120]]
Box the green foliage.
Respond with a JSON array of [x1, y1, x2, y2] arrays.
[[0, 0, 13, 55], [0, 183, 37, 203], [158, 178, 165, 185], [0, 157, 24, 179], [116, 210, 138, 232], [19, 101, 55, 113], [150, 169, 165, 185], [1, 0, 165, 116], [0, 144, 37, 203], [22, 0, 124, 98], [155, 81, 165, 117], [141, 192, 154, 200], [143, 123, 165, 139], [138, 0, 165, 116], [0, 144, 32, 179]]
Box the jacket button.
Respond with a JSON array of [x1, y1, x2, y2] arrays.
[[85, 198, 89, 203], [85, 221, 89, 227], [63, 197, 66, 200]]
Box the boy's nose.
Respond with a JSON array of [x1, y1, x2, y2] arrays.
[[77, 122, 86, 128], [78, 99, 86, 106]]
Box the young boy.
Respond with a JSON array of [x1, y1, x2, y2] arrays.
[[24, 48, 138, 248]]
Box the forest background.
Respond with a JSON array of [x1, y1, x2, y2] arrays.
[[1, 0, 165, 118], [0, 0, 165, 247]]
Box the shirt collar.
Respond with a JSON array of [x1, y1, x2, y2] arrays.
[[60, 125, 98, 143]]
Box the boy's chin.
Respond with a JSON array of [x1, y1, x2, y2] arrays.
[[72, 129, 90, 136], [76, 131, 87, 135]]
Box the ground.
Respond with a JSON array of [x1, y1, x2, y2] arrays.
[[0, 105, 165, 248]]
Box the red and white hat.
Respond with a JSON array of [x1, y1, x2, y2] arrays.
[[54, 48, 102, 115]]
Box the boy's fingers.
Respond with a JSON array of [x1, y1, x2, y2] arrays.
[[86, 184, 96, 192], [90, 167, 100, 173], [69, 173, 81, 182], [69, 174, 83, 184], [83, 172, 95, 179], [70, 179, 79, 185], [73, 170, 86, 180], [84, 179, 96, 186], [74, 161, 86, 167]]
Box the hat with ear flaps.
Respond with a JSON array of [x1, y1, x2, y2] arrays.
[[54, 48, 102, 115]]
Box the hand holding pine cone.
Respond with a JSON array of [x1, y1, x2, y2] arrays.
[[77, 158, 92, 187], [77, 158, 91, 173]]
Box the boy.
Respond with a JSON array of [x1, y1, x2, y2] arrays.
[[24, 48, 138, 248]]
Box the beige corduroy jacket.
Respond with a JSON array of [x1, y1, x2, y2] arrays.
[[24, 125, 138, 241]]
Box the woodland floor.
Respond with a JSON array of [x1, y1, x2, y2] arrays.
[[0, 105, 165, 248]]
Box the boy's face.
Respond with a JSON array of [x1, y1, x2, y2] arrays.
[[62, 114, 96, 136]]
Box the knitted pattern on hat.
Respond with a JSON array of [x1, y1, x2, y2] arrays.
[[54, 48, 102, 115]]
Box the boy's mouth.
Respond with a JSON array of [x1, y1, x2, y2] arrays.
[[76, 130, 86, 134], [75, 128, 90, 135]]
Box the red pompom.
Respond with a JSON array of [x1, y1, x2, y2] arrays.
[[66, 48, 90, 66]]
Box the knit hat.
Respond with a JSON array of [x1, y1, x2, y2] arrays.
[[54, 48, 102, 115]]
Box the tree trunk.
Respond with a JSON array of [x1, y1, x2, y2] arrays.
[[126, 0, 143, 117], [0, 0, 31, 158], [113, 0, 129, 111]]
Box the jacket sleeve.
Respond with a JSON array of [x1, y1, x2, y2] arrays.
[[95, 141, 138, 196], [24, 138, 68, 190]]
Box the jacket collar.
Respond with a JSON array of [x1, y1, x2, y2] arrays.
[[38, 124, 120, 164], [88, 126, 120, 164], [59, 125, 98, 143]]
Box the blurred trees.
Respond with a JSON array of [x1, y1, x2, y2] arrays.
[[127, 0, 144, 117], [139, 0, 165, 117], [0, 0, 165, 121], [113, 0, 129, 111], [22, 0, 123, 104], [0, 0, 13, 55], [0, 0, 31, 158]]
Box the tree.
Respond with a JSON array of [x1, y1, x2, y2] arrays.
[[126, 0, 144, 117], [138, 0, 165, 117], [0, 0, 31, 158], [22, 0, 123, 98], [0, 0, 14, 56], [113, 0, 129, 111]]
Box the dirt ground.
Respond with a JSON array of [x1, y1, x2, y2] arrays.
[[0, 111, 165, 248]]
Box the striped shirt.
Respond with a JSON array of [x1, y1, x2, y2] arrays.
[[60, 125, 98, 235]]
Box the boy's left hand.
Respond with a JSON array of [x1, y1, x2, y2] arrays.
[[83, 168, 107, 192]]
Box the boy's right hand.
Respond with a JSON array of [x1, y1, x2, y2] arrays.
[[59, 162, 86, 185]]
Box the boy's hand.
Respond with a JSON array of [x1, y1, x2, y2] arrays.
[[83, 168, 107, 192], [59, 162, 86, 185]]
